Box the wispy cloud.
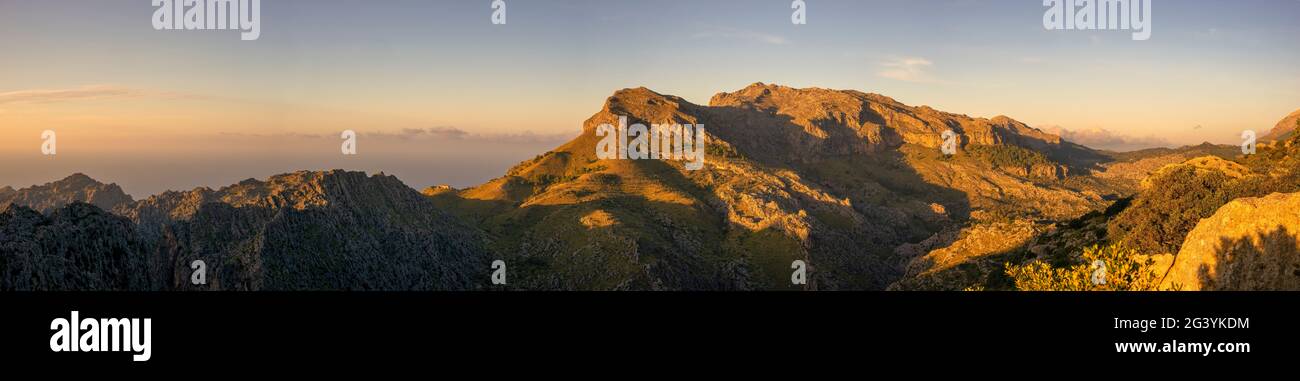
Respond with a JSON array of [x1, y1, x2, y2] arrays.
[[877, 56, 945, 84], [1041, 125, 1174, 151], [691, 26, 787, 45], [369, 126, 471, 140], [0, 85, 142, 105], [220, 127, 573, 144], [373, 127, 573, 144], [0, 85, 207, 105]]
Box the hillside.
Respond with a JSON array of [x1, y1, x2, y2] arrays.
[[1, 171, 490, 291], [1263, 108, 1300, 141], [433, 83, 1134, 290], [995, 128, 1300, 291], [0, 202, 153, 291]]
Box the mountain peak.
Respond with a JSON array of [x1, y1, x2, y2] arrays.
[[64, 173, 94, 181], [0, 173, 133, 214], [706, 83, 1067, 155], [602, 87, 690, 112], [208, 170, 414, 211], [50, 173, 108, 189], [450, 83, 1121, 290]]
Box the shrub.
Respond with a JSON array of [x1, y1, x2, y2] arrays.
[[1107, 166, 1234, 254], [1109, 158, 1300, 255], [1005, 243, 1165, 291], [965, 144, 1051, 169]]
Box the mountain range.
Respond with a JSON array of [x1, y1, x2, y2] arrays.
[[2, 83, 1297, 291]]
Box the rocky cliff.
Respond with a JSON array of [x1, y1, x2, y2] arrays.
[[0, 173, 133, 214], [152, 171, 490, 290], [1, 171, 490, 291], [0, 202, 154, 290], [1159, 192, 1300, 290]]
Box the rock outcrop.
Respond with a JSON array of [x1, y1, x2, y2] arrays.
[[0, 202, 154, 291], [890, 220, 1045, 290], [1, 171, 491, 291], [1160, 192, 1300, 290], [0, 173, 133, 214], [707, 83, 1069, 159], [153, 171, 490, 291]]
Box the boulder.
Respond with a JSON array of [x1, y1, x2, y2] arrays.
[[1161, 192, 1300, 290]]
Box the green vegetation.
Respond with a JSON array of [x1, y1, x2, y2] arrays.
[[1005, 244, 1167, 291], [1106, 166, 1236, 254], [1007, 133, 1300, 292], [1241, 129, 1300, 172], [726, 228, 805, 290], [530, 173, 579, 188], [1108, 153, 1300, 255], [964, 144, 1051, 169], [706, 142, 744, 159], [526, 164, 608, 190]]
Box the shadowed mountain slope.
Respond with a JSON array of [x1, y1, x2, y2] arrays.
[[433, 83, 1132, 290], [1, 171, 490, 291]]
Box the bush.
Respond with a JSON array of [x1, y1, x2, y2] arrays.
[[965, 144, 1051, 169], [1107, 166, 1235, 254], [1005, 243, 1166, 291], [1109, 158, 1300, 255]]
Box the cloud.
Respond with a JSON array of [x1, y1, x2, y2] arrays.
[[0, 85, 143, 105], [217, 131, 330, 139], [377, 127, 573, 144], [877, 56, 944, 84], [691, 26, 787, 45], [1040, 125, 1174, 151], [370, 126, 471, 140], [219, 127, 573, 144], [0, 85, 208, 105]]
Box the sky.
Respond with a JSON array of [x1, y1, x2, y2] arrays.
[[2, 0, 1298, 196]]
